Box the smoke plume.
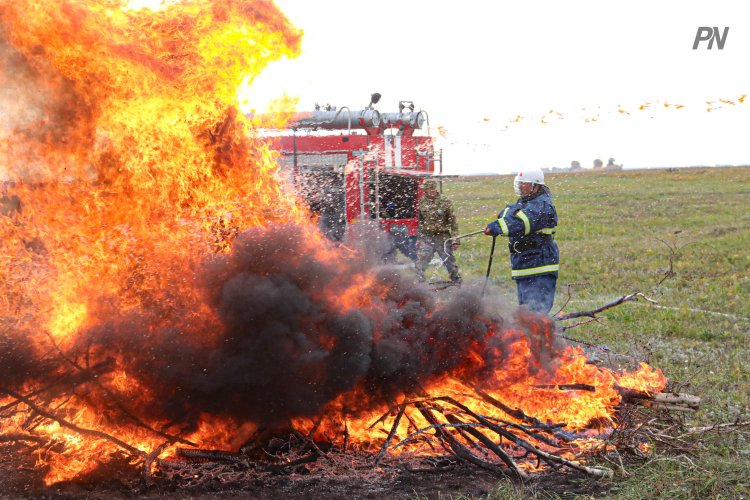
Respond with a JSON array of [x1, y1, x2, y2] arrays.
[[71, 225, 564, 428]]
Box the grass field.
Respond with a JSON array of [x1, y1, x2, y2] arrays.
[[438, 166, 750, 498]]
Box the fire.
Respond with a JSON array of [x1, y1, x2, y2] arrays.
[[0, 0, 667, 486], [615, 362, 667, 395]]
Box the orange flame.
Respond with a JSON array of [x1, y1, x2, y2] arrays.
[[0, 0, 303, 483]]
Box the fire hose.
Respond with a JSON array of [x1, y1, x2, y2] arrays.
[[442, 229, 485, 256], [481, 235, 497, 296], [441, 229, 498, 295]]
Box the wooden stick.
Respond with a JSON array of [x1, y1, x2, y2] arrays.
[[374, 405, 405, 466], [0, 359, 115, 414], [292, 430, 331, 461], [0, 386, 146, 458], [394, 421, 485, 448], [443, 413, 528, 480], [479, 415, 575, 447], [641, 403, 696, 413], [532, 384, 596, 392], [473, 388, 569, 437], [41, 331, 197, 447], [343, 419, 349, 452], [681, 420, 750, 437], [176, 448, 247, 463], [617, 388, 701, 410], [415, 402, 503, 474], [142, 441, 170, 486], [554, 292, 655, 322], [264, 453, 319, 473], [652, 393, 701, 408], [438, 396, 613, 479]]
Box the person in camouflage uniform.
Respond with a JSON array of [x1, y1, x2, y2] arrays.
[[415, 179, 461, 283]]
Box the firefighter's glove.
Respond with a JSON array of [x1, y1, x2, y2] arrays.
[[450, 241, 461, 250], [484, 220, 503, 236]]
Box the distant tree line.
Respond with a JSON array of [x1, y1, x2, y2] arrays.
[[543, 159, 623, 174]]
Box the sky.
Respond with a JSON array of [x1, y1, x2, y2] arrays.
[[242, 0, 750, 175]]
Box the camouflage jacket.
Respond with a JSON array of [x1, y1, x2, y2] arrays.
[[417, 195, 458, 237]]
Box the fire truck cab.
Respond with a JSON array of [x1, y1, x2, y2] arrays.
[[264, 95, 442, 259]]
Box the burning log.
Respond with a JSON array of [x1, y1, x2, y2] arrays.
[[41, 332, 198, 449], [177, 448, 247, 463], [532, 383, 596, 392]]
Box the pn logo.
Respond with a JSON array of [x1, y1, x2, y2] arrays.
[[693, 27, 729, 50]]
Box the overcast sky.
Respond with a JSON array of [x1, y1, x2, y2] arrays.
[[243, 0, 750, 174]]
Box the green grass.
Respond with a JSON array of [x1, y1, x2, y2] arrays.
[[441, 167, 750, 498]]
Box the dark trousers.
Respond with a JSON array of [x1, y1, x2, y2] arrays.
[[415, 234, 460, 282], [515, 274, 557, 315]]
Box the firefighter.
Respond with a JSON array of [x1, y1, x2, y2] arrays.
[[415, 179, 461, 284], [484, 168, 559, 314]]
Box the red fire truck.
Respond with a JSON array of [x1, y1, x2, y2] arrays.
[[262, 94, 442, 258]]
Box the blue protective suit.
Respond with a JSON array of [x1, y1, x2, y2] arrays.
[[486, 188, 559, 313]]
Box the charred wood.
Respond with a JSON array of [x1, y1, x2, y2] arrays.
[[443, 413, 528, 480], [177, 448, 247, 463], [473, 388, 569, 438], [264, 453, 319, 474], [141, 441, 170, 487], [438, 396, 614, 479], [415, 402, 504, 475], [374, 404, 405, 466], [532, 383, 596, 392]]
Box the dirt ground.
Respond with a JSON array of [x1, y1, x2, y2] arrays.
[[0, 444, 613, 499]]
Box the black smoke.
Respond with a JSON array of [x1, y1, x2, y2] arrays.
[[68, 224, 563, 429]]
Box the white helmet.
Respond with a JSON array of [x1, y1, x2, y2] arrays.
[[513, 168, 545, 196]]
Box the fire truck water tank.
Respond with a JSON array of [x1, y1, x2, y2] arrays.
[[293, 109, 381, 130]]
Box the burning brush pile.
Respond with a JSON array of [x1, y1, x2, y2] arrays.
[[0, 0, 697, 493]]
